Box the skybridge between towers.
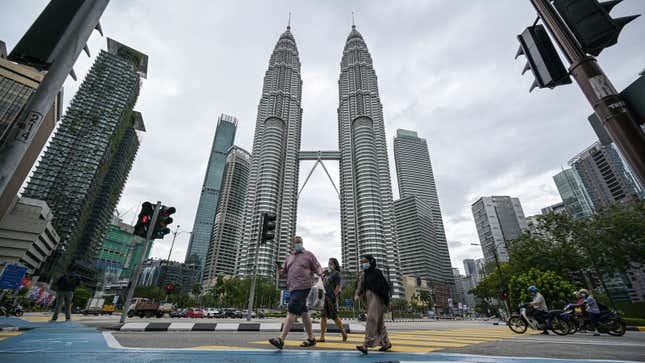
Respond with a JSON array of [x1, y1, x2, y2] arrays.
[[298, 150, 340, 199]]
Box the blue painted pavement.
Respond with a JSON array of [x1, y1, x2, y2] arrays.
[[0, 317, 635, 363]]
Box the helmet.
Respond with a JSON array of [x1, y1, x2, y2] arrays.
[[579, 289, 589, 296], [528, 286, 538, 293]]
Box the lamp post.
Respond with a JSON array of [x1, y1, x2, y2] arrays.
[[166, 225, 191, 263]]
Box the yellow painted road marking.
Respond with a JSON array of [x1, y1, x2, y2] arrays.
[[0, 332, 22, 336], [192, 345, 261, 350], [250, 340, 442, 353], [388, 334, 489, 343], [315, 336, 468, 348]]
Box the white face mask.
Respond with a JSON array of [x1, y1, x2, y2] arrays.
[[294, 243, 303, 251], [361, 263, 370, 270]]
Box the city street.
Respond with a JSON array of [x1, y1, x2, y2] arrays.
[[1, 315, 643, 362]]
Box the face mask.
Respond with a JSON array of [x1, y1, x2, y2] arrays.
[[328, 265, 334, 271], [361, 263, 370, 270], [294, 243, 303, 251]]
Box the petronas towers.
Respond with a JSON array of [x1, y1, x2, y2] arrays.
[[237, 24, 403, 295]]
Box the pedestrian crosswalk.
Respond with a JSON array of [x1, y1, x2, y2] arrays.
[[234, 326, 533, 353], [0, 331, 23, 342]]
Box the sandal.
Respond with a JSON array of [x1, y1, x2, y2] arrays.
[[341, 331, 348, 342], [300, 338, 316, 347], [378, 343, 392, 351], [317, 337, 325, 343], [356, 345, 368, 354], [268, 337, 284, 349]]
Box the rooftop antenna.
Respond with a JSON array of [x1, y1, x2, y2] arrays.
[[352, 12, 356, 28], [287, 12, 291, 30]]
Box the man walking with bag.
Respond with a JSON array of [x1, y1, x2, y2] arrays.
[[269, 236, 322, 349]]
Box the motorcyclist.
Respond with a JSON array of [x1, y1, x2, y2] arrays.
[[578, 289, 601, 336], [528, 285, 549, 335]]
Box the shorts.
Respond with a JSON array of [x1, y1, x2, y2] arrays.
[[288, 289, 310, 315], [321, 296, 338, 320]]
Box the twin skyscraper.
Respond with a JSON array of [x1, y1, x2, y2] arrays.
[[191, 24, 453, 299]]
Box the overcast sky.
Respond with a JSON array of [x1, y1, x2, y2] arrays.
[[3, 1, 644, 274]]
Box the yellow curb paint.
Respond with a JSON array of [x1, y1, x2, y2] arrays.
[[317, 336, 468, 348], [0, 331, 22, 336], [192, 345, 261, 350], [637, 327, 645, 332]]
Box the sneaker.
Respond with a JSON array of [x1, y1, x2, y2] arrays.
[[356, 345, 368, 355]]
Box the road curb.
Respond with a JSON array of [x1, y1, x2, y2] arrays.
[[626, 325, 645, 332], [108, 322, 365, 333]]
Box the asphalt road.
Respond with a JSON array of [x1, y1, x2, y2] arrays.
[[4, 315, 644, 362]]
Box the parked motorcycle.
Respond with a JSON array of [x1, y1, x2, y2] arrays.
[[507, 304, 569, 335], [0, 303, 24, 317]]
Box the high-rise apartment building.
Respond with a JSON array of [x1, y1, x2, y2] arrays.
[[553, 168, 594, 220], [237, 26, 303, 279], [203, 146, 251, 287], [471, 196, 528, 264], [23, 38, 147, 283], [185, 114, 237, 276], [569, 142, 642, 207], [0, 42, 62, 218], [393, 129, 453, 296], [95, 215, 150, 281], [337, 25, 402, 295]]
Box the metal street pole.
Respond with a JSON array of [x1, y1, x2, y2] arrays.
[[246, 213, 265, 321], [0, 0, 110, 218], [530, 0, 645, 187], [120, 201, 161, 324]]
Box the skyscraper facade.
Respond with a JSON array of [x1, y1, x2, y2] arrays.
[[23, 38, 147, 283], [569, 142, 643, 208], [185, 114, 237, 276], [553, 168, 594, 220], [394, 196, 453, 305], [203, 146, 251, 286], [471, 196, 528, 264], [393, 129, 453, 295], [237, 26, 302, 279], [337, 25, 402, 295]]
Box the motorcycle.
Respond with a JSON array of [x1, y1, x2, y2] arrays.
[[507, 304, 569, 335], [0, 302, 24, 317], [561, 304, 580, 334], [562, 303, 626, 336]]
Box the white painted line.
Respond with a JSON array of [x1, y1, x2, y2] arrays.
[[168, 322, 194, 331], [214, 323, 239, 331], [349, 323, 365, 333], [102, 331, 124, 349], [259, 323, 282, 332], [120, 322, 148, 331], [0, 326, 18, 332]]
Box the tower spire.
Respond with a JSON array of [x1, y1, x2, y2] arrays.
[[287, 12, 291, 30], [352, 12, 355, 28]]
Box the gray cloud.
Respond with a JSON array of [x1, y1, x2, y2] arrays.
[[3, 1, 643, 274]]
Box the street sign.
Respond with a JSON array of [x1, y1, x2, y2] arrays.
[[280, 290, 291, 307], [345, 298, 353, 307], [0, 264, 28, 289]]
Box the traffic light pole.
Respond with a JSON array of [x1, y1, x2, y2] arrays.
[[120, 201, 161, 324], [246, 213, 265, 321], [530, 0, 645, 187], [0, 0, 109, 219]]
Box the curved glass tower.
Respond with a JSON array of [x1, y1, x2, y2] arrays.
[[237, 26, 302, 278], [337, 25, 402, 295]]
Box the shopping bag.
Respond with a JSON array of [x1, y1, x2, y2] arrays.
[[306, 277, 325, 310]]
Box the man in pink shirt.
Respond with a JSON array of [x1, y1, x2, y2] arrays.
[[269, 236, 322, 349]]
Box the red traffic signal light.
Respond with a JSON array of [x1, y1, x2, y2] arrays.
[[133, 202, 154, 238], [501, 290, 509, 300], [166, 284, 174, 293]]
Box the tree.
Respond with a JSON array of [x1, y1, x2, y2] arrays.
[[507, 268, 577, 309], [418, 290, 433, 311], [72, 286, 92, 308], [191, 283, 202, 296]]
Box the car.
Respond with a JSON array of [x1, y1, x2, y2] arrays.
[[222, 308, 237, 318], [185, 308, 204, 318], [205, 308, 221, 318], [170, 308, 185, 318]]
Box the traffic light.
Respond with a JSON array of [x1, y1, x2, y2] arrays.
[[133, 202, 154, 238], [260, 212, 277, 244], [515, 25, 572, 92], [553, 0, 640, 56], [166, 284, 174, 294], [152, 206, 175, 240]]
